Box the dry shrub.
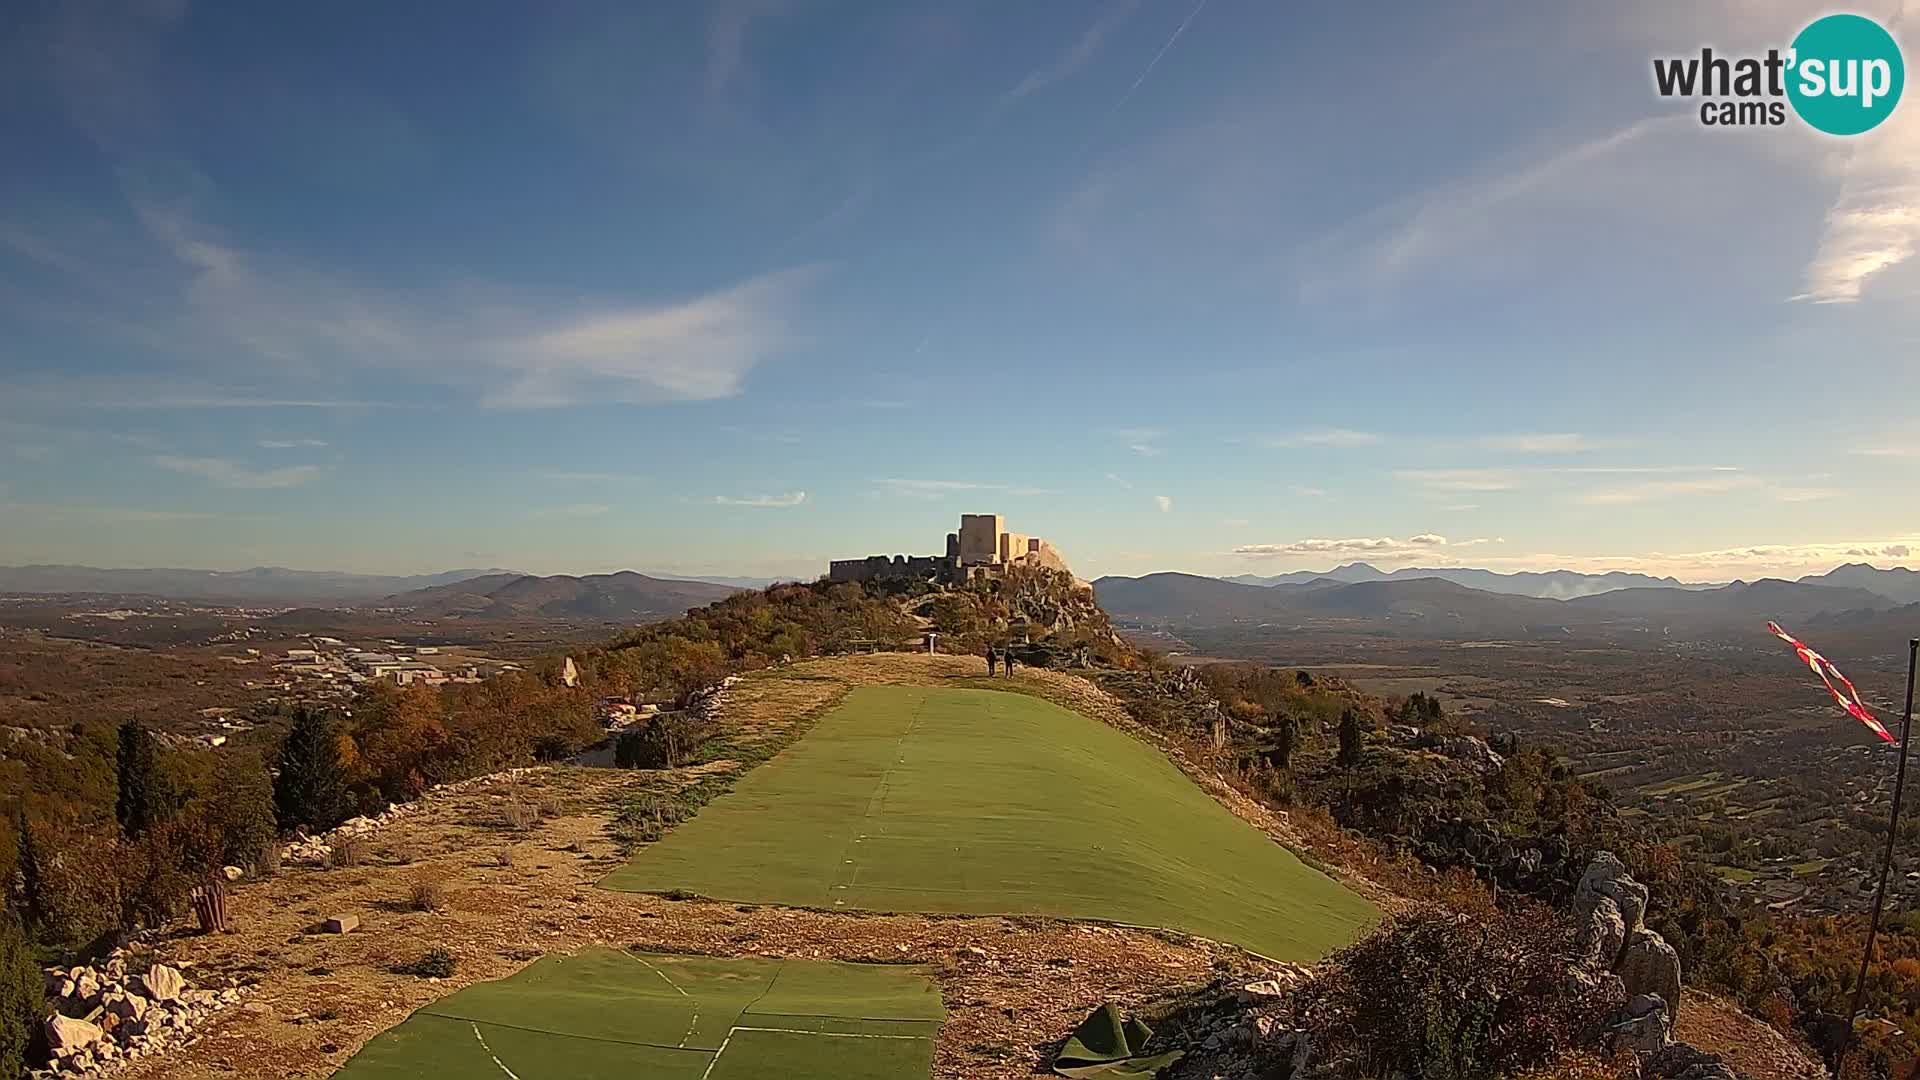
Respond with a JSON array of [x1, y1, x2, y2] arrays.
[[502, 801, 536, 832], [1300, 905, 1621, 1080], [409, 877, 447, 912], [325, 836, 364, 869], [252, 842, 282, 879]]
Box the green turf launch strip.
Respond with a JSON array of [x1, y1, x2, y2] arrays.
[[602, 685, 1378, 961], [332, 950, 942, 1080]]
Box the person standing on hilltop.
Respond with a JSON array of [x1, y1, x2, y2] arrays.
[[985, 647, 997, 676], [1005, 651, 1018, 677]]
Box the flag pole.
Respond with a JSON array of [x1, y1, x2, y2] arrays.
[[1848, 637, 1920, 1035]]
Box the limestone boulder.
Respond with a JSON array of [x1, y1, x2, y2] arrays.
[[1617, 929, 1683, 1029], [1578, 894, 1627, 969], [1615, 993, 1673, 1053], [139, 963, 186, 1003], [45, 1013, 103, 1052], [1576, 851, 1649, 935]]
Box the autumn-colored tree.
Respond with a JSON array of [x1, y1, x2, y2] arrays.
[[352, 683, 450, 800]]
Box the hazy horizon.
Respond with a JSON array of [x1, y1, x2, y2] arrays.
[[5, 1, 1918, 582]]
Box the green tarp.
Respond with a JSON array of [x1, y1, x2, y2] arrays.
[[1051, 1004, 1184, 1079]]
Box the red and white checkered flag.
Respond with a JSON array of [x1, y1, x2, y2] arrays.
[[1768, 621, 1893, 743]]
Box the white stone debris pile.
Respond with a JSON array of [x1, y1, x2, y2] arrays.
[[284, 764, 549, 864], [32, 953, 249, 1078]]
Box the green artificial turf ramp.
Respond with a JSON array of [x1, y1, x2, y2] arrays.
[[603, 685, 1377, 960], [332, 949, 942, 1080]]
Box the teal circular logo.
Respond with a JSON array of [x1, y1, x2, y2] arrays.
[[1787, 14, 1904, 135]]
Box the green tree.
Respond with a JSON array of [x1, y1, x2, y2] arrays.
[[274, 707, 352, 833], [1338, 708, 1365, 768], [115, 721, 175, 837], [202, 755, 279, 867], [0, 915, 41, 1080], [12, 810, 44, 937], [1268, 714, 1298, 772]]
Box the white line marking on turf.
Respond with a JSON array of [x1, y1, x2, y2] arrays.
[[471, 1023, 523, 1079], [730, 1026, 923, 1039], [623, 951, 701, 1047], [700, 1023, 928, 1079]]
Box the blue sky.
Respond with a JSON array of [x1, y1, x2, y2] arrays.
[[3, 0, 1918, 582]]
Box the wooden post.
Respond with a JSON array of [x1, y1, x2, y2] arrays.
[[1847, 638, 1920, 1039]]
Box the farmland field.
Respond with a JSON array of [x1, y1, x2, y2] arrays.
[[602, 685, 1377, 961]]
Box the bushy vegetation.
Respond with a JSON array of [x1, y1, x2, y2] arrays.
[[1302, 906, 1622, 1079], [398, 946, 457, 979], [0, 917, 39, 1079]]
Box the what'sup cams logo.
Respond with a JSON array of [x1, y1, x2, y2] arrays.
[[1654, 13, 1904, 134]]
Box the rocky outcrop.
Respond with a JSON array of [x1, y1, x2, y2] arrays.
[[34, 950, 250, 1078], [1617, 930, 1683, 1029], [1574, 851, 1684, 1054]]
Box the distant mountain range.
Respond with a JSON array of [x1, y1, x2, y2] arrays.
[[1095, 569, 1904, 636], [0, 564, 780, 606], [1221, 562, 1697, 599], [1219, 561, 1920, 605], [384, 571, 740, 620], [0, 565, 519, 604]]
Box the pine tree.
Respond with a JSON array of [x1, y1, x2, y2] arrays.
[[1338, 708, 1365, 768], [12, 810, 43, 937], [0, 915, 41, 1080], [115, 720, 174, 837], [274, 708, 352, 833], [1269, 714, 1298, 772]]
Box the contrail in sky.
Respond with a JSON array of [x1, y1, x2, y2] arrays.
[[1113, 0, 1210, 114], [1075, 0, 1211, 155]]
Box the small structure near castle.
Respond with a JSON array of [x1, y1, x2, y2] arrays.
[[828, 514, 1071, 585]]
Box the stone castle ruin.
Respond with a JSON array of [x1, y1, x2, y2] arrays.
[[828, 513, 1071, 586]]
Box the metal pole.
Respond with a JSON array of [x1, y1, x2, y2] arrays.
[[1848, 638, 1920, 1034]]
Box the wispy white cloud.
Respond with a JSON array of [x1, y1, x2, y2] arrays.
[[8, 194, 821, 410], [530, 503, 612, 519], [1106, 472, 1135, 490], [1253, 429, 1380, 449], [259, 438, 327, 449], [1573, 474, 1761, 505], [492, 266, 821, 407], [1856, 443, 1920, 458], [1379, 118, 1675, 279], [705, 0, 789, 98], [1001, 1, 1139, 103], [148, 455, 323, 489], [1395, 468, 1519, 492], [1108, 427, 1167, 457], [1477, 432, 1596, 453], [1154, 494, 1174, 513], [526, 469, 638, 484], [876, 478, 1050, 499], [1796, 70, 1920, 303], [714, 491, 807, 508], [1234, 532, 1451, 560], [1291, 485, 1327, 498]]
